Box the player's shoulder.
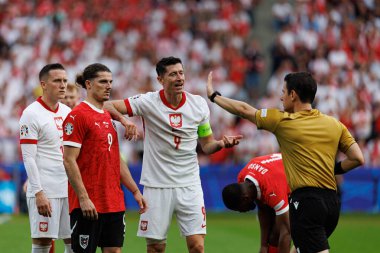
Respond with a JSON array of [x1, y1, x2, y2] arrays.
[[20, 101, 40, 119], [184, 91, 207, 106], [130, 90, 159, 101]]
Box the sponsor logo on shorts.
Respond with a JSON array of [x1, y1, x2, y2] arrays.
[[140, 220, 148, 231], [80, 235, 89, 249], [293, 201, 299, 210], [39, 222, 48, 232], [201, 224, 206, 228]]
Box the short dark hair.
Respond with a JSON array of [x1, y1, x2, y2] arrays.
[[284, 72, 317, 103], [39, 63, 65, 81], [222, 183, 243, 211], [156, 56, 182, 77], [76, 63, 111, 89]]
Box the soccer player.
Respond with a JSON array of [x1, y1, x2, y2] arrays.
[[61, 83, 81, 109], [222, 153, 290, 253], [19, 63, 73, 253], [104, 56, 243, 253], [62, 63, 146, 253], [206, 71, 365, 253]]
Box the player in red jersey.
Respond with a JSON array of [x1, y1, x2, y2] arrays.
[[222, 153, 291, 253], [63, 63, 146, 253]]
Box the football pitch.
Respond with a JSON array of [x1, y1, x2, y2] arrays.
[[1, 212, 379, 252]]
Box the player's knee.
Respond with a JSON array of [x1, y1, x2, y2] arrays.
[[188, 243, 204, 253], [146, 238, 166, 253]]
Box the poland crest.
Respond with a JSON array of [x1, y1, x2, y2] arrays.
[[169, 113, 182, 128]]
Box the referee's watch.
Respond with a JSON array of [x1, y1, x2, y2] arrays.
[[208, 91, 221, 103]]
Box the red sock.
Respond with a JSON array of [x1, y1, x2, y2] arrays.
[[268, 244, 278, 253], [49, 240, 55, 253]]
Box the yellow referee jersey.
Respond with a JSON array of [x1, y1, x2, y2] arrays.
[[255, 108, 356, 191]]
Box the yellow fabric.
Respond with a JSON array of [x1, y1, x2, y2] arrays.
[[256, 108, 356, 191]]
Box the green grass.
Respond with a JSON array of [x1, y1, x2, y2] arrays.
[[1, 212, 379, 252]]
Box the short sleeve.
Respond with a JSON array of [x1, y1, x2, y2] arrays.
[[63, 112, 87, 148], [338, 122, 356, 153], [199, 97, 210, 126], [255, 109, 283, 133], [125, 93, 150, 117], [19, 110, 38, 144]]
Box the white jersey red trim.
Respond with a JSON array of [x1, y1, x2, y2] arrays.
[[124, 90, 211, 187]]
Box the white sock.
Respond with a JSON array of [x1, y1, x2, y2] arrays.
[[64, 243, 74, 253], [31, 244, 51, 253]]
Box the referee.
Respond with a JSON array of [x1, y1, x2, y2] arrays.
[[206, 71, 365, 253]]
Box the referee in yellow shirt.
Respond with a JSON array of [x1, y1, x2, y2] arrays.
[[206, 71, 364, 253]]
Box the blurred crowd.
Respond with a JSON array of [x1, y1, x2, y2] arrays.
[[0, 0, 379, 169]]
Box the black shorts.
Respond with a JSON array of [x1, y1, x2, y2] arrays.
[[70, 208, 125, 253], [289, 187, 340, 253]]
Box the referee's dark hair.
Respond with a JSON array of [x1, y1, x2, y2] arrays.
[[284, 72, 317, 104], [222, 183, 243, 211]]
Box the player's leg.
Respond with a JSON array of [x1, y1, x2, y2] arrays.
[[137, 187, 174, 253], [289, 187, 332, 253], [70, 208, 100, 253], [58, 198, 73, 253], [27, 197, 54, 253], [99, 211, 125, 253], [175, 185, 206, 253]]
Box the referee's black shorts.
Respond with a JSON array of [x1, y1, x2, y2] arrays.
[[289, 187, 341, 253], [70, 208, 125, 253]]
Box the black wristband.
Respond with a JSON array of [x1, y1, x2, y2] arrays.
[[209, 91, 221, 103], [334, 161, 346, 175]]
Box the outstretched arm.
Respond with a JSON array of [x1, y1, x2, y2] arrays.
[[120, 159, 147, 214], [63, 146, 98, 220], [104, 100, 139, 141], [207, 72, 258, 124], [199, 134, 243, 155]]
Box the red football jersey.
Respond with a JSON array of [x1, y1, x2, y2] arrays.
[[238, 153, 290, 215], [63, 102, 125, 213]]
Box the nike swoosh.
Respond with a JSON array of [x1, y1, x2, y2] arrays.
[[201, 224, 206, 228], [71, 221, 77, 234]]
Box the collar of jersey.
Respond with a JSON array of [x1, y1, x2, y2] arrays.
[[83, 101, 104, 113], [37, 96, 59, 113], [159, 89, 186, 111]]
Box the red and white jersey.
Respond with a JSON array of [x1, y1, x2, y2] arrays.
[[238, 153, 290, 215], [19, 97, 71, 198], [124, 90, 210, 187], [63, 101, 125, 213]]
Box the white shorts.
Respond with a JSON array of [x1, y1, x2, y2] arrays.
[[137, 185, 206, 239], [27, 197, 71, 239]]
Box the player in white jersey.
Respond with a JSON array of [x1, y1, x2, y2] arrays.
[[104, 56, 243, 253], [19, 63, 73, 253]]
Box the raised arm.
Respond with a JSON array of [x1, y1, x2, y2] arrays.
[[63, 146, 98, 220], [120, 159, 147, 214], [207, 72, 258, 124], [104, 100, 138, 141]]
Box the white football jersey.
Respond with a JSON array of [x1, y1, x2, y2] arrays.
[[19, 97, 71, 198], [125, 90, 211, 187]]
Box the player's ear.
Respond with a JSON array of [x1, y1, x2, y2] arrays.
[[157, 75, 163, 85]]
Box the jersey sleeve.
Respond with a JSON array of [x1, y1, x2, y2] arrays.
[[197, 97, 212, 137], [19, 110, 38, 144], [124, 93, 149, 117], [338, 122, 356, 153], [63, 112, 86, 148], [255, 109, 283, 133]]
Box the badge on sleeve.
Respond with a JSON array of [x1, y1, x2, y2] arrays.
[[20, 125, 29, 137], [64, 123, 74, 135]]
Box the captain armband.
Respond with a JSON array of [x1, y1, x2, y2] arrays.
[[198, 122, 213, 137]]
